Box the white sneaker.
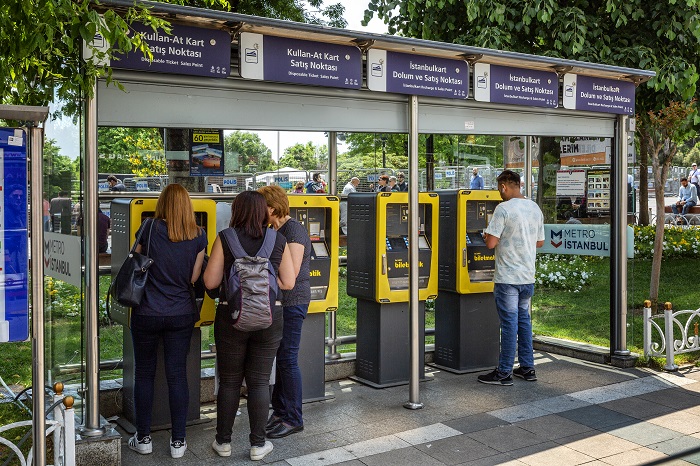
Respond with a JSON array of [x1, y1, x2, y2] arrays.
[[128, 434, 152, 455], [250, 440, 273, 461], [170, 438, 187, 458], [212, 439, 232, 457]]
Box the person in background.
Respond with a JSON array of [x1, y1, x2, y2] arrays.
[[470, 167, 484, 190], [258, 185, 311, 440], [671, 177, 698, 220], [395, 172, 408, 191], [688, 163, 699, 197], [340, 177, 360, 235], [204, 191, 295, 462], [479, 170, 544, 386], [292, 181, 305, 193], [97, 208, 111, 253], [43, 195, 51, 231], [107, 175, 126, 192], [305, 173, 325, 193], [389, 175, 399, 191], [128, 183, 207, 459], [375, 174, 391, 192]]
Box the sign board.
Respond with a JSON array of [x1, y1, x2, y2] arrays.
[[587, 169, 611, 212], [135, 180, 149, 191], [473, 63, 558, 108], [89, 23, 231, 78], [0, 128, 29, 342], [540, 224, 634, 258], [445, 169, 456, 178], [98, 182, 110, 191], [239, 32, 362, 89], [43, 232, 83, 288], [560, 137, 610, 165], [190, 129, 224, 176], [556, 169, 587, 197], [222, 177, 238, 187], [273, 174, 290, 184], [563, 74, 635, 115], [367, 49, 468, 99]]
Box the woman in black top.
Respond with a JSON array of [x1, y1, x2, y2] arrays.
[[258, 185, 312, 439], [204, 191, 295, 461], [128, 183, 207, 459]]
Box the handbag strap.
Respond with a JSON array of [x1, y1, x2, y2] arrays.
[[130, 218, 155, 255]]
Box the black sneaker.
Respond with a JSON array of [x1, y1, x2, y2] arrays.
[[477, 369, 513, 386], [513, 367, 537, 381]]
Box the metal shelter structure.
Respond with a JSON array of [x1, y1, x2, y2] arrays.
[[70, 0, 657, 438]]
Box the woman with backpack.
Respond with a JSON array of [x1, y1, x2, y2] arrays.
[[127, 183, 207, 459], [204, 191, 295, 461], [258, 185, 312, 439]]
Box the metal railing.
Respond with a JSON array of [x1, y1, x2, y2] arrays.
[[643, 300, 700, 371], [0, 382, 75, 466]]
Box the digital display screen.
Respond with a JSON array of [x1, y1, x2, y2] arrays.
[[388, 237, 407, 250], [312, 242, 328, 257], [309, 221, 321, 237]]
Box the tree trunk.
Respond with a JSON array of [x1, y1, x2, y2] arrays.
[[638, 128, 650, 225]]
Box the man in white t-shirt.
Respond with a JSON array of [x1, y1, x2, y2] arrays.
[[689, 163, 699, 196], [479, 170, 545, 386]]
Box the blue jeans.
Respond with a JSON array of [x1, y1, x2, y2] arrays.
[[494, 283, 535, 376], [271, 304, 308, 427], [215, 306, 283, 447], [130, 313, 195, 441], [672, 200, 696, 215]]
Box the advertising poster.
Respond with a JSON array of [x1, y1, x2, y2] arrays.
[[190, 129, 224, 176], [0, 128, 29, 343], [587, 169, 611, 212]]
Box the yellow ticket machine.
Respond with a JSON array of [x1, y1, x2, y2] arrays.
[[110, 197, 216, 428], [347, 192, 438, 387], [288, 194, 339, 401], [434, 189, 501, 373]]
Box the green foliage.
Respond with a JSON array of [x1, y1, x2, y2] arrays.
[[97, 127, 165, 176], [224, 131, 274, 172], [634, 225, 700, 259], [278, 142, 326, 170], [0, 0, 346, 119], [43, 138, 78, 197], [535, 254, 594, 293]]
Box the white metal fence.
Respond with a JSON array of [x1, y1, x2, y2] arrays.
[[643, 300, 700, 371]]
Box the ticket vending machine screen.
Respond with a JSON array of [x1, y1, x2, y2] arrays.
[[384, 204, 432, 291], [465, 200, 499, 282], [141, 211, 209, 229], [292, 207, 331, 301]]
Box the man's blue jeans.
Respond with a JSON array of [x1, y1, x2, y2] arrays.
[[271, 304, 308, 427], [672, 200, 697, 215], [493, 283, 535, 376]]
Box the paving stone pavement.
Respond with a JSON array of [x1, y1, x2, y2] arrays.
[[118, 352, 700, 465]]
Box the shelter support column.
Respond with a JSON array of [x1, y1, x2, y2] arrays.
[[82, 81, 104, 435], [30, 125, 47, 465], [404, 95, 423, 410], [524, 137, 532, 198], [328, 132, 337, 194], [610, 115, 632, 365]]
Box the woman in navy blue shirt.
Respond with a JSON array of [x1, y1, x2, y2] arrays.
[[127, 183, 207, 459]]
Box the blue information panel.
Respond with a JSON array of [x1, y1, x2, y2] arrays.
[[473, 63, 558, 108], [367, 49, 468, 99], [0, 128, 29, 342], [563, 74, 635, 115], [239, 32, 362, 89], [112, 23, 231, 78]]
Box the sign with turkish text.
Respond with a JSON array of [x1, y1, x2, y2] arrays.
[[239, 32, 362, 89], [540, 224, 633, 258], [556, 169, 587, 197], [474, 64, 558, 108], [560, 137, 610, 166], [0, 128, 29, 342], [367, 49, 468, 99], [563, 74, 635, 115], [110, 23, 231, 78]]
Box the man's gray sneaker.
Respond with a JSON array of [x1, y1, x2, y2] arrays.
[[477, 369, 513, 386], [513, 366, 537, 381]]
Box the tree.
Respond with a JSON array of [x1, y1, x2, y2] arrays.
[[43, 138, 78, 197], [224, 131, 274, 172], [0, 0, 346, 119], [364, 1, 700, 223], [642, 101, 696, 306], [278, 142, 326, 170], [97, 127, 164, 175]]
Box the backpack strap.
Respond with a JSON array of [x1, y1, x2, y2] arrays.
[[220, 227, 247, 259], [255, 228, 277, 259]]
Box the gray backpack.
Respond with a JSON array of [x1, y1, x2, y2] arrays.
[[220, 228, 279, 331]]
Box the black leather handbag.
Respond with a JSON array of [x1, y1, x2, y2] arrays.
[[109, 218, 155, 308]]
